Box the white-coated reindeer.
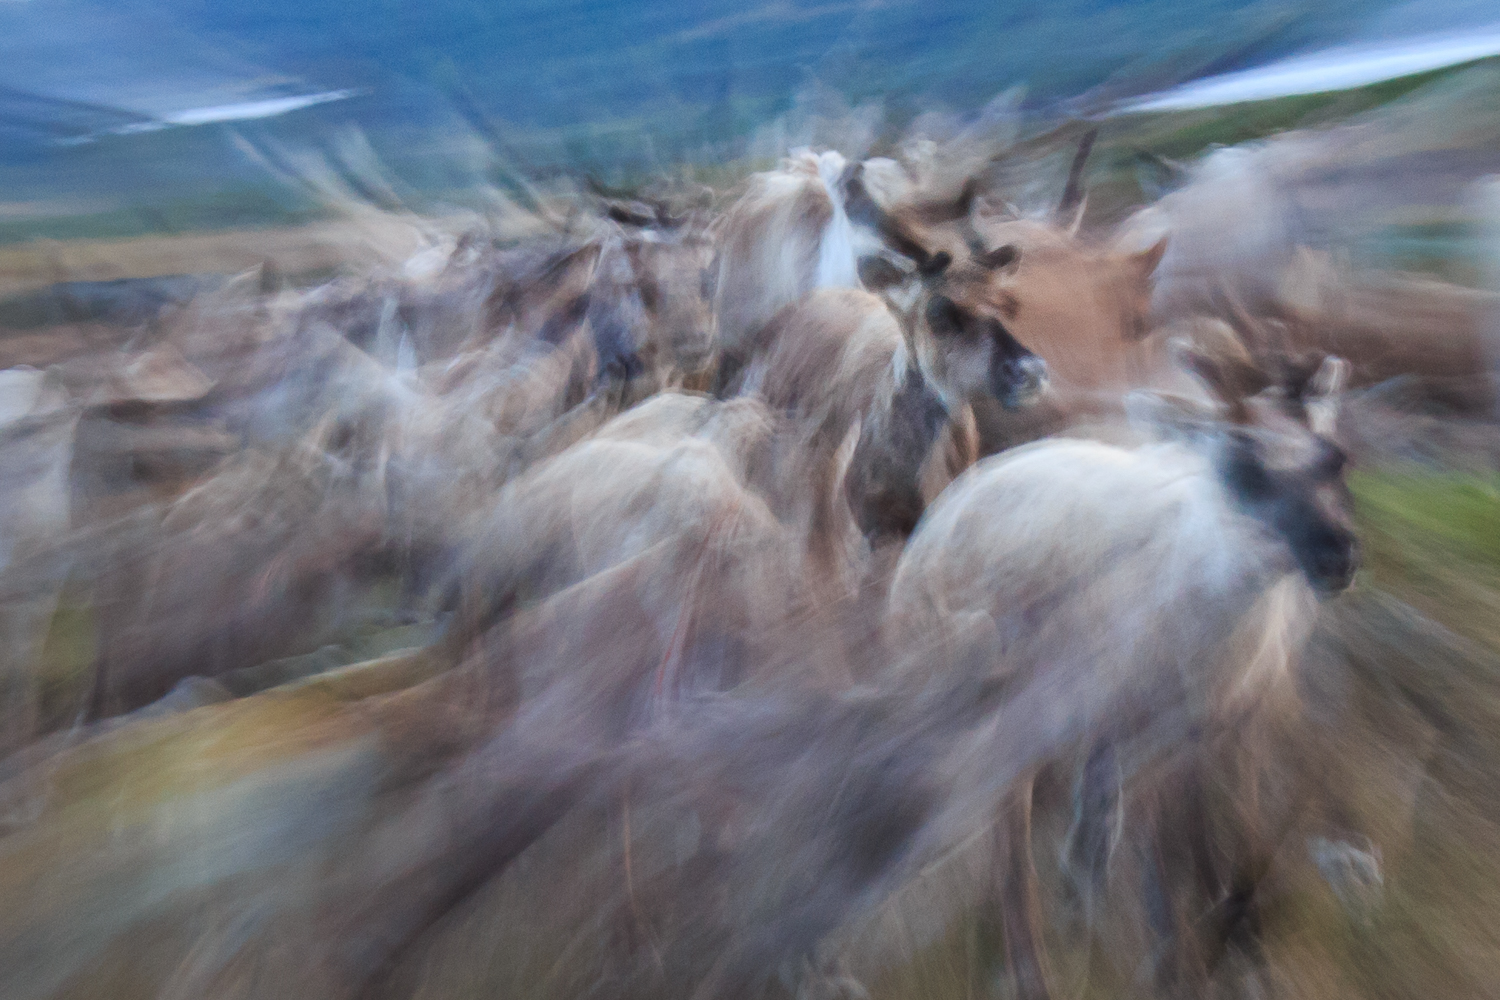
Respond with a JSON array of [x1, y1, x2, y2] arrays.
[[882, 339, 1358, 998]]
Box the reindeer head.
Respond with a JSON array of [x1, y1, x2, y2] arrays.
[[840, 164, 1047, 414], [581, 183, 718, 386], [935, 130, 1169, 391], [1129, 342, 1359, 595], [621, 233, 718, 379]]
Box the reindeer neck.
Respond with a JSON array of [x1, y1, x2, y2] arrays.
[[883, 353, 951, 451], [846, 351, 951, 542]]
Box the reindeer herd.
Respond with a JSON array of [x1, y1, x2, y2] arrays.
[[0, 131, 1489, 1000]]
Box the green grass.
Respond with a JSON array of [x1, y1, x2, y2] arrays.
[[1110, 60, 1490, 162], [1352, 470, 1500, 573], [35, 589, 97, 732], [1348, 467, 1500, 652], [0, 186, 328, 247]]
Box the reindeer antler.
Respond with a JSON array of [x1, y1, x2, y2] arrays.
[[1058, 128, 1098, 223], [1169, 336, 1273, 423], [840, 163, 951, 277]]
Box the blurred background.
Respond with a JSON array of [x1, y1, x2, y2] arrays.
[[7, 4, 1500, 1000], [1, 1, 1497, 231]]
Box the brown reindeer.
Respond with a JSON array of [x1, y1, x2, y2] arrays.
[[712, 137, 1170, 463], [940, 139, 1171, 448], [721, 158, 1051, 604], [742, 275, 1045, 600]]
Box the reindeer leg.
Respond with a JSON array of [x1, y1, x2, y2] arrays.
[[1146, 755, 1229, 998], [1199, 747, 1318, 982], [1138, 818, 1183, 996], [1060, 742, 1121, 926], [711, 350, 747, 399], [997, 775, 1056, 1000]]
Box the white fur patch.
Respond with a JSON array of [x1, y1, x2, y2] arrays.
[[812, 151, 862, 290]]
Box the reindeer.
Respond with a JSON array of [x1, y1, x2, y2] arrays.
[[703, 155, 1049, 641], [1114, 125, 1499, 416], [882, 339, 1358, 998], [716, 138, 1165, 377], [580, 224, 718, 404], [710, 149, 859, 390], [738, 199, 1046, 596], [71, 228, 719, 721], [911, 135, 1172, 449], [436, 390, 834, 712], [458, 198, 718, 458]]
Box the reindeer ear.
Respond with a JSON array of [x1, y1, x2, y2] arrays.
[[979, 243, 1019, 270], [1305, 355, 1349, 436], [858, 255, 909, 291], [1130, 235, 1169, 278], [1308, 355, 1349, 398], [1124, 390, 1218, 441], [1063, 195, 1088, 238]]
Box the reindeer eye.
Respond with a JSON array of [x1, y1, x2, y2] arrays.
[[1220, 434, 1275, 503], [924, 295, 967, 338]]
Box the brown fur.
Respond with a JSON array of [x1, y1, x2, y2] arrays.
[[744, 283, 1037, 595], [1274, 251, 1498, 413], [722, 154, 1166, 459], [962, 217, 1168, 390]]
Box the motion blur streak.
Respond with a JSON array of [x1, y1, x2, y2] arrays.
[[4, 3, 1500, 999]]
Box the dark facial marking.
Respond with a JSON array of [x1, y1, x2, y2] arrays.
[[1278, 492, 1359, 595], [1220, 432, 1276, 503], [1218, 433, 1358, 594], [924, 295, 1045, 408], [840, 163, 949, 276], [987, 318, 1046, 409], [924, 295, 967, 338], [917, 251, 953, 278]]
